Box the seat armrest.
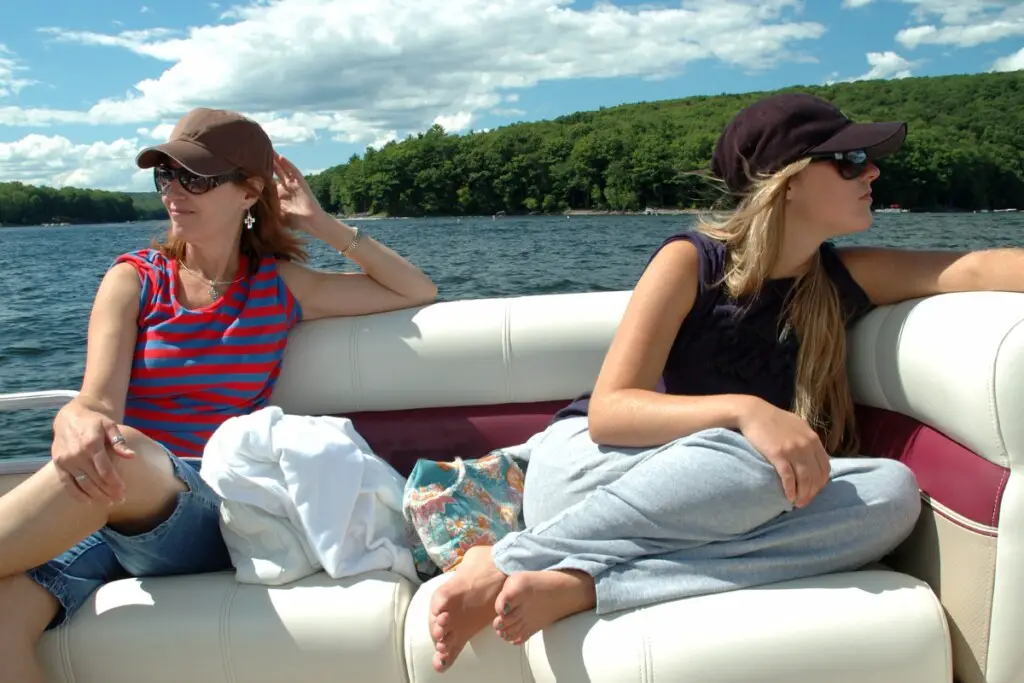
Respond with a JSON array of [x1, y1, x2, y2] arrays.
[[848, 291, 1024, 683]]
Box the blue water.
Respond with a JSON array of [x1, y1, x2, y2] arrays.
[[1, 212, 1022, 460]]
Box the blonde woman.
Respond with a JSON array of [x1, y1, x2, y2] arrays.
[[428, 92, 1024, 673]]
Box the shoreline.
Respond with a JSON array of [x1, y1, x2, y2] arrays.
[[2, 207, 1017, 229]]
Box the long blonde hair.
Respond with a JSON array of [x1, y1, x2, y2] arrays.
[[697, 158, 857, 455]]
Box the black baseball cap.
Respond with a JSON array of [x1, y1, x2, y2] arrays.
[[711, 92, 907, 195], [135, 108, 275, 182]]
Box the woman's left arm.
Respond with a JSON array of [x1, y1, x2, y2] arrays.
[[281, 215, 437, 320], [838, 246, 1024, 306], [272, 154, 437, 320]]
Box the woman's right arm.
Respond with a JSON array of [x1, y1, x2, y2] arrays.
[[51, 262, 142, 503], [587, 240, 756, 447]]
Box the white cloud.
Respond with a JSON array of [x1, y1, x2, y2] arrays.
[[0, 44, 34, 99], [136, 123, 174, 140], [842, 0, 874, 8], [11, 0, 823, 145], [894, 0, 1024, 49], [992, 46, 1024, 71], [0, 134, 151, 191], [826, 51, 920, 83], [856, 51, 919, 80]]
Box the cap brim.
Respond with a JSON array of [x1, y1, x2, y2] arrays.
[[808, 121, 907, 160], [135, 139, 238, 177]]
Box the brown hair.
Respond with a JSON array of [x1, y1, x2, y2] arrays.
[[697, 157, 858, 455], [154, 178, 308, 274]]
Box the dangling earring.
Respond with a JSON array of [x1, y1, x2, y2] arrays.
[[244, 209, 255, 231]]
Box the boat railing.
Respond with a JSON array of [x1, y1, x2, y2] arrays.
[[0, 390, 78, 474], [0, 389, 78, 412]]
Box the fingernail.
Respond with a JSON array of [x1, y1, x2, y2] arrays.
[[495, 620, 503, 630], [502, 603, 511, 615]]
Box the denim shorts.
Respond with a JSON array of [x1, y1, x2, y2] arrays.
[[26, 447, 233, 630]]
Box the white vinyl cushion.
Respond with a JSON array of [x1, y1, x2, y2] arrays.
[[39, 572, 415, 683], [847, 291, 1024, 470], [405, 570, 951, 683]]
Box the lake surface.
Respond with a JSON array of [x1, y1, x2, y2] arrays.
[[1, 212, 1022, 460]]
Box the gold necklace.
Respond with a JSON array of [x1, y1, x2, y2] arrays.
[[178, 262, 244, 299]]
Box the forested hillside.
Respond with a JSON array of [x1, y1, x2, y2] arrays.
[[0, 183, 166, 227], [307, 70, 1023, 216], [2, 70, 1021, 226]]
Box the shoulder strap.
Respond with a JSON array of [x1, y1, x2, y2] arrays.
[[646, 230, 726, 298], [819, 242, 875, 325]]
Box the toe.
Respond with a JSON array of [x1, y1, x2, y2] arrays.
[[502, 623, 525, 643], [431, 587, 453, 617], [498, 605, 523, 630]]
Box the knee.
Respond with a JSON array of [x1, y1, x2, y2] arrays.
[[106, 426, 177, 484], [866, 459, 922, 538], [103, 427, 184, 525]]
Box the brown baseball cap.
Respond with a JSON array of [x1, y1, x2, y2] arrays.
[[135, 107, 274, 181], [711, 93, 907, 195]]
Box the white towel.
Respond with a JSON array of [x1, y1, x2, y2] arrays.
[[199, 406, 420, 585]]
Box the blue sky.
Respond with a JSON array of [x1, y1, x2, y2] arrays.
[[1, 0, 1021, 191]]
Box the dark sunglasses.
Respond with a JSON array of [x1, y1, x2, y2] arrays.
[[809, 149, 870, 180], [153, 165, 246, 195]]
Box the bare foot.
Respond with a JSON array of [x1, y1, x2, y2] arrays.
[[492, 569, 596, 645], [428, 545, 507, 672]]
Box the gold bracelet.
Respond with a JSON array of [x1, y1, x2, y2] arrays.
[[341, 226, 361, 256]]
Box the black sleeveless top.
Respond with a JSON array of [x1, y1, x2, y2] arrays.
[[553, 230, 875, 422]]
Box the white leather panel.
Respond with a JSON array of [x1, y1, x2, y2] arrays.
[[986, 471, 1024, 683], [847, 292, 1024, 470], [270, 291, 631, 416], [38, 571, 414, 683], [405, 570, 950, 683]]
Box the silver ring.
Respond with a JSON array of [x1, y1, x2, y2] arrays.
[[110, 435, 126, 445], [75, 474, 88, 483]]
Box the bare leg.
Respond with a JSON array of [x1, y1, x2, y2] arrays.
[[0, 425, 186, 577], [0, 575, 60, 683], [428, 545, 507, 673]]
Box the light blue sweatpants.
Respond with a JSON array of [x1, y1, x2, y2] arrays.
[[491, 416, 921, 614]]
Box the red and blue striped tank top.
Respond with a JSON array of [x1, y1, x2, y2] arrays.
[[114, 249, 303, 458]]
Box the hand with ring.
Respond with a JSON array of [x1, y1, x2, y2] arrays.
[[51, 402, 136, 505]]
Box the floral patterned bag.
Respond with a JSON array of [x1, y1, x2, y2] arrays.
[[403, 449, 525, 575]]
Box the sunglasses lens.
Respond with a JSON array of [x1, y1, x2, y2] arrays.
[[154, 167, 173, 192], [175, 169, 203, 194], [836, 160, 867, 180], [834, 150, 868, 179]]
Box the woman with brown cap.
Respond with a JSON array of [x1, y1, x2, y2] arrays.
[[426, 92, 1024, 674], [0, 107, 436, 681]]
